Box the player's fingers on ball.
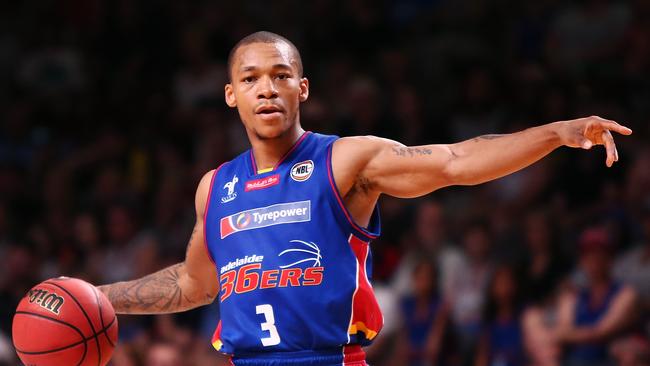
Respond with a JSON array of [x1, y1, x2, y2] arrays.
[[602, 130, 616, 167]]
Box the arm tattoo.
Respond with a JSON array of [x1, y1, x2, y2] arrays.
[[391, 146, 433, 157], [98, 263, 205, 314], [185, 225, 198, 260], [472, 134, 504, 142], [97, 224, 214, 314]]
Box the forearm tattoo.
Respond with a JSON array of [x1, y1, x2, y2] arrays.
[[98, 263, 200, 314], [97, 225, 211, 314], [391, 146, 433, 157]]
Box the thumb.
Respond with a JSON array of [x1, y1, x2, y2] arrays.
[[580, 138, 593, 150]]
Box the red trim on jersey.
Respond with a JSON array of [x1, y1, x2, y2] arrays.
[[343, 344, 366, 365], [249, 131, 311, 175], [249, 150, 257, 175], [347, 234, 383, 341], [326, 145, 378, 240], [274, 131, 311, 170], [211, 320, 222, 347], [203, 165, 224, 266]]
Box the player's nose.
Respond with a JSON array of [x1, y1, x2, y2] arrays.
[[257, 76, 278, 99]]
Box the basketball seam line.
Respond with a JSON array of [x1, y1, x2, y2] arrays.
[[13, 310, 88, 363], [14, 313, 116, 355], [45, 281, 102, 366], [90, 284, 115, 348]]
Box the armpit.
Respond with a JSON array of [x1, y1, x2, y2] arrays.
[[346, 173, 376, 198]]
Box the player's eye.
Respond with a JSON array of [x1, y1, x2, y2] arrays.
[[242, 76, 256, 83], [276, 73, 289, 80]]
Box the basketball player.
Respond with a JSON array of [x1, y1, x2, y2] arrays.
[[97, 31, 632, 366]]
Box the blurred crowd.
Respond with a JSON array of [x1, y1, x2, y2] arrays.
[[1, 0, 649, 365]]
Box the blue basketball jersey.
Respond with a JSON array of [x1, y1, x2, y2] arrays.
[[203, 132, 382, 364]]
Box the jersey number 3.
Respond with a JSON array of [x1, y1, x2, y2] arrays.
[[256, 304, 281, 346]]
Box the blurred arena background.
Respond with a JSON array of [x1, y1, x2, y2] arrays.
[[0, 0, 649, 365]]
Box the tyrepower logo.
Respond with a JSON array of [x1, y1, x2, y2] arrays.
[[220, 201, 311, 239], [245, 174, 280, 192]]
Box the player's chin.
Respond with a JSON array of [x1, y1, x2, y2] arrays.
[[255, 112, 289, 136], [254, 115, 289, 139]]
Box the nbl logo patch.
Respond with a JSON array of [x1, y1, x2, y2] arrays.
[[220, 201, 311, 238], [290, 160, 314, 182]]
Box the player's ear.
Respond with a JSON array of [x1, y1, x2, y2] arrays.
[[299, 77, 309, 102], [225, 83, 237, 108]]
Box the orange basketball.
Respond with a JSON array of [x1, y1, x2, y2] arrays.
[[12, 277, 118, 366]]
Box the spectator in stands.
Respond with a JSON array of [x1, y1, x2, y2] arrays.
[[475, 265, 525, 366], [145, 341, 182, 366], [519, 210, 571, 365], [555, 227, 638, 366], [613, 206, 650, 327], [447, 220, 494, 365], [612, 206, 650, 365], [395, 258, 448, 366], [521, 211, 570, 305], [391, 200, 461, 299]]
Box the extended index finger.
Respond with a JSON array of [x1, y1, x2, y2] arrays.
[[601, 120, 633, 136]]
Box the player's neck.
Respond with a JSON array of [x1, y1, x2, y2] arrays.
[[250, 124, 305, 172]]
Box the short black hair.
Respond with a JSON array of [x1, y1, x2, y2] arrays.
[[227, 31, 303, 82]]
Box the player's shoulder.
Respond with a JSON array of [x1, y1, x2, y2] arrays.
[[333, 135, 400, 156], [198, 169, 217, 189], [194, 166, 224, 213]]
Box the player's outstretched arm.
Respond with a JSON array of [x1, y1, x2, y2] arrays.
[[334, 116, 632, 199], [97, 170, 219, 314]]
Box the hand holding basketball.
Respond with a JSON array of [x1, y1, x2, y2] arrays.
[[12, 277, 118, 366]]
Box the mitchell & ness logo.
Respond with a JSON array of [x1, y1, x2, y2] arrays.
[[245, 174, 280, 192], [220, 200, 311, 238]]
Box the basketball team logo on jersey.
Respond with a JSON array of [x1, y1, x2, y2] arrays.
[[219, 240, 325, 302], [278, 239, 322, 268], [220, 200, 311, 238], [290, 160, 314, 182], [221, 175, 239, 203]]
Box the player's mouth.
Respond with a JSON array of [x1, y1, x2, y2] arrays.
[[255, 104, 284, 120]]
